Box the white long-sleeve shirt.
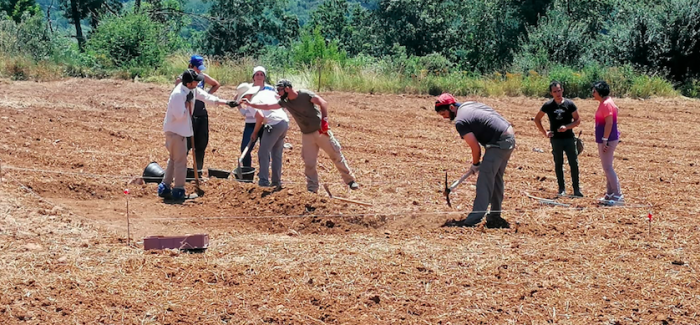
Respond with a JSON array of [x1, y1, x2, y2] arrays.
[[163, 84, 222, 137]]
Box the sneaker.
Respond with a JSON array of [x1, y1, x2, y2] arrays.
[[171, 188, 186, 200], [157, 183, 172, 198], [348, 181, 360, 190], [557, 189, 566, 197], [572, 190, 584, 198], [599, 193, 613, 201], [602, 194, 624, 206]]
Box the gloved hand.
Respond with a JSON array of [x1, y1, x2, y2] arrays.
[[469, 162, 481, 174], [227, 101, 239, 108], [319, 117, 329, 134]]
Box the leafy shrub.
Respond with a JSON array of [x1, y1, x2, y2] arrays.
[[86, 10, 168, 77], [680, 79, 700, 98], [0, 14, 53, 61], [629, 75, 678, 98], [290, 27, 347, 67]]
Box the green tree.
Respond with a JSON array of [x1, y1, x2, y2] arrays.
[[371, 0, 460, 57], [308, 0, 348, 43], [610, 0, 700, 81], [1, 0, 40, 23], [59, 0, 122, 50], [203, 0, 298, 57], [290, 26, 346, 65]]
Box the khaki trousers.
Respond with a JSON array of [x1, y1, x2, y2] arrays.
[[162, 131, 188, 189], [301, 131, 355, 192]]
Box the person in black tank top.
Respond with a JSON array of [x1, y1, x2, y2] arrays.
[[175, 55, 220, 176]]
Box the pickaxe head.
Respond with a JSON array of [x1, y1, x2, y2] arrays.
[[444, 171, 452, 207]]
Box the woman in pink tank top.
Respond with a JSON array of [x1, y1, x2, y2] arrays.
[[592, 81, 623, 205]]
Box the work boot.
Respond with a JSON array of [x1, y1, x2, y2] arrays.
[[157, 183, 172, 198], [442, 218, 478, 228], [485, 213, 510, 229]]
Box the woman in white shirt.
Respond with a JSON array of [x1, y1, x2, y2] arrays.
[[239, 84, 289, 187], [238, 66, 274, 168]]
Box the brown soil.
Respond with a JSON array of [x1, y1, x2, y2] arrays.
[[1, 78, 698, 324]]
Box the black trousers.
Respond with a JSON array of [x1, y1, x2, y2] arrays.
[[550, 137, 580, 192], [187, 100, 208, 171]]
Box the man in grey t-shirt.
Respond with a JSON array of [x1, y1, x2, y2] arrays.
[[435, 93, 515, 228], [243, 79, 358, 193]]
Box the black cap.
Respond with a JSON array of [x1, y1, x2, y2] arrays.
[[276, 79, 292, 88], [181, 69, 204, 84]]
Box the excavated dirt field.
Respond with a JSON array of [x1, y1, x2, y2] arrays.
[[1, 78, 699, 324]]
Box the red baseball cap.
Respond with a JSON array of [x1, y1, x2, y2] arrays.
[[435, 93, 456, 108]]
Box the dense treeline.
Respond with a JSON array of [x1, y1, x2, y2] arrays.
[[1, 0, 699, 97]]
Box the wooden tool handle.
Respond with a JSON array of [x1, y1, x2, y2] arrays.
[[332, 196, 373, 207]]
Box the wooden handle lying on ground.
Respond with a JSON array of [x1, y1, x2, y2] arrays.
[[330, 196, 373, 207], [323, 184, 373, 206]]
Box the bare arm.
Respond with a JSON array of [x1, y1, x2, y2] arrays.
[[249, 112, 265, 146], [311, 95, 328, 119], [202, 73, 220, 94], [463, 133, 482, 165], [534, 111, 551, 137], [244, 100, 282, 110], [560, 111, 581, 131]]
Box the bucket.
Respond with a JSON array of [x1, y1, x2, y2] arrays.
[[208, 168, 230, 179], [143, 162, 164, 184], [186, 168, 202, 182], [233, 166, 256, 182]]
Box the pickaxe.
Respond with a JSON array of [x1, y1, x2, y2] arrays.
[[444, 169, 475, 207]]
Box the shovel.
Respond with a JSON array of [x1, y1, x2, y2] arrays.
[[444, 169, 475, 207], [237, 135, 257, 180]]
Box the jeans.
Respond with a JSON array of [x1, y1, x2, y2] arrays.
[[257, 121, 289, 186], [240, 123, 264, 168]]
